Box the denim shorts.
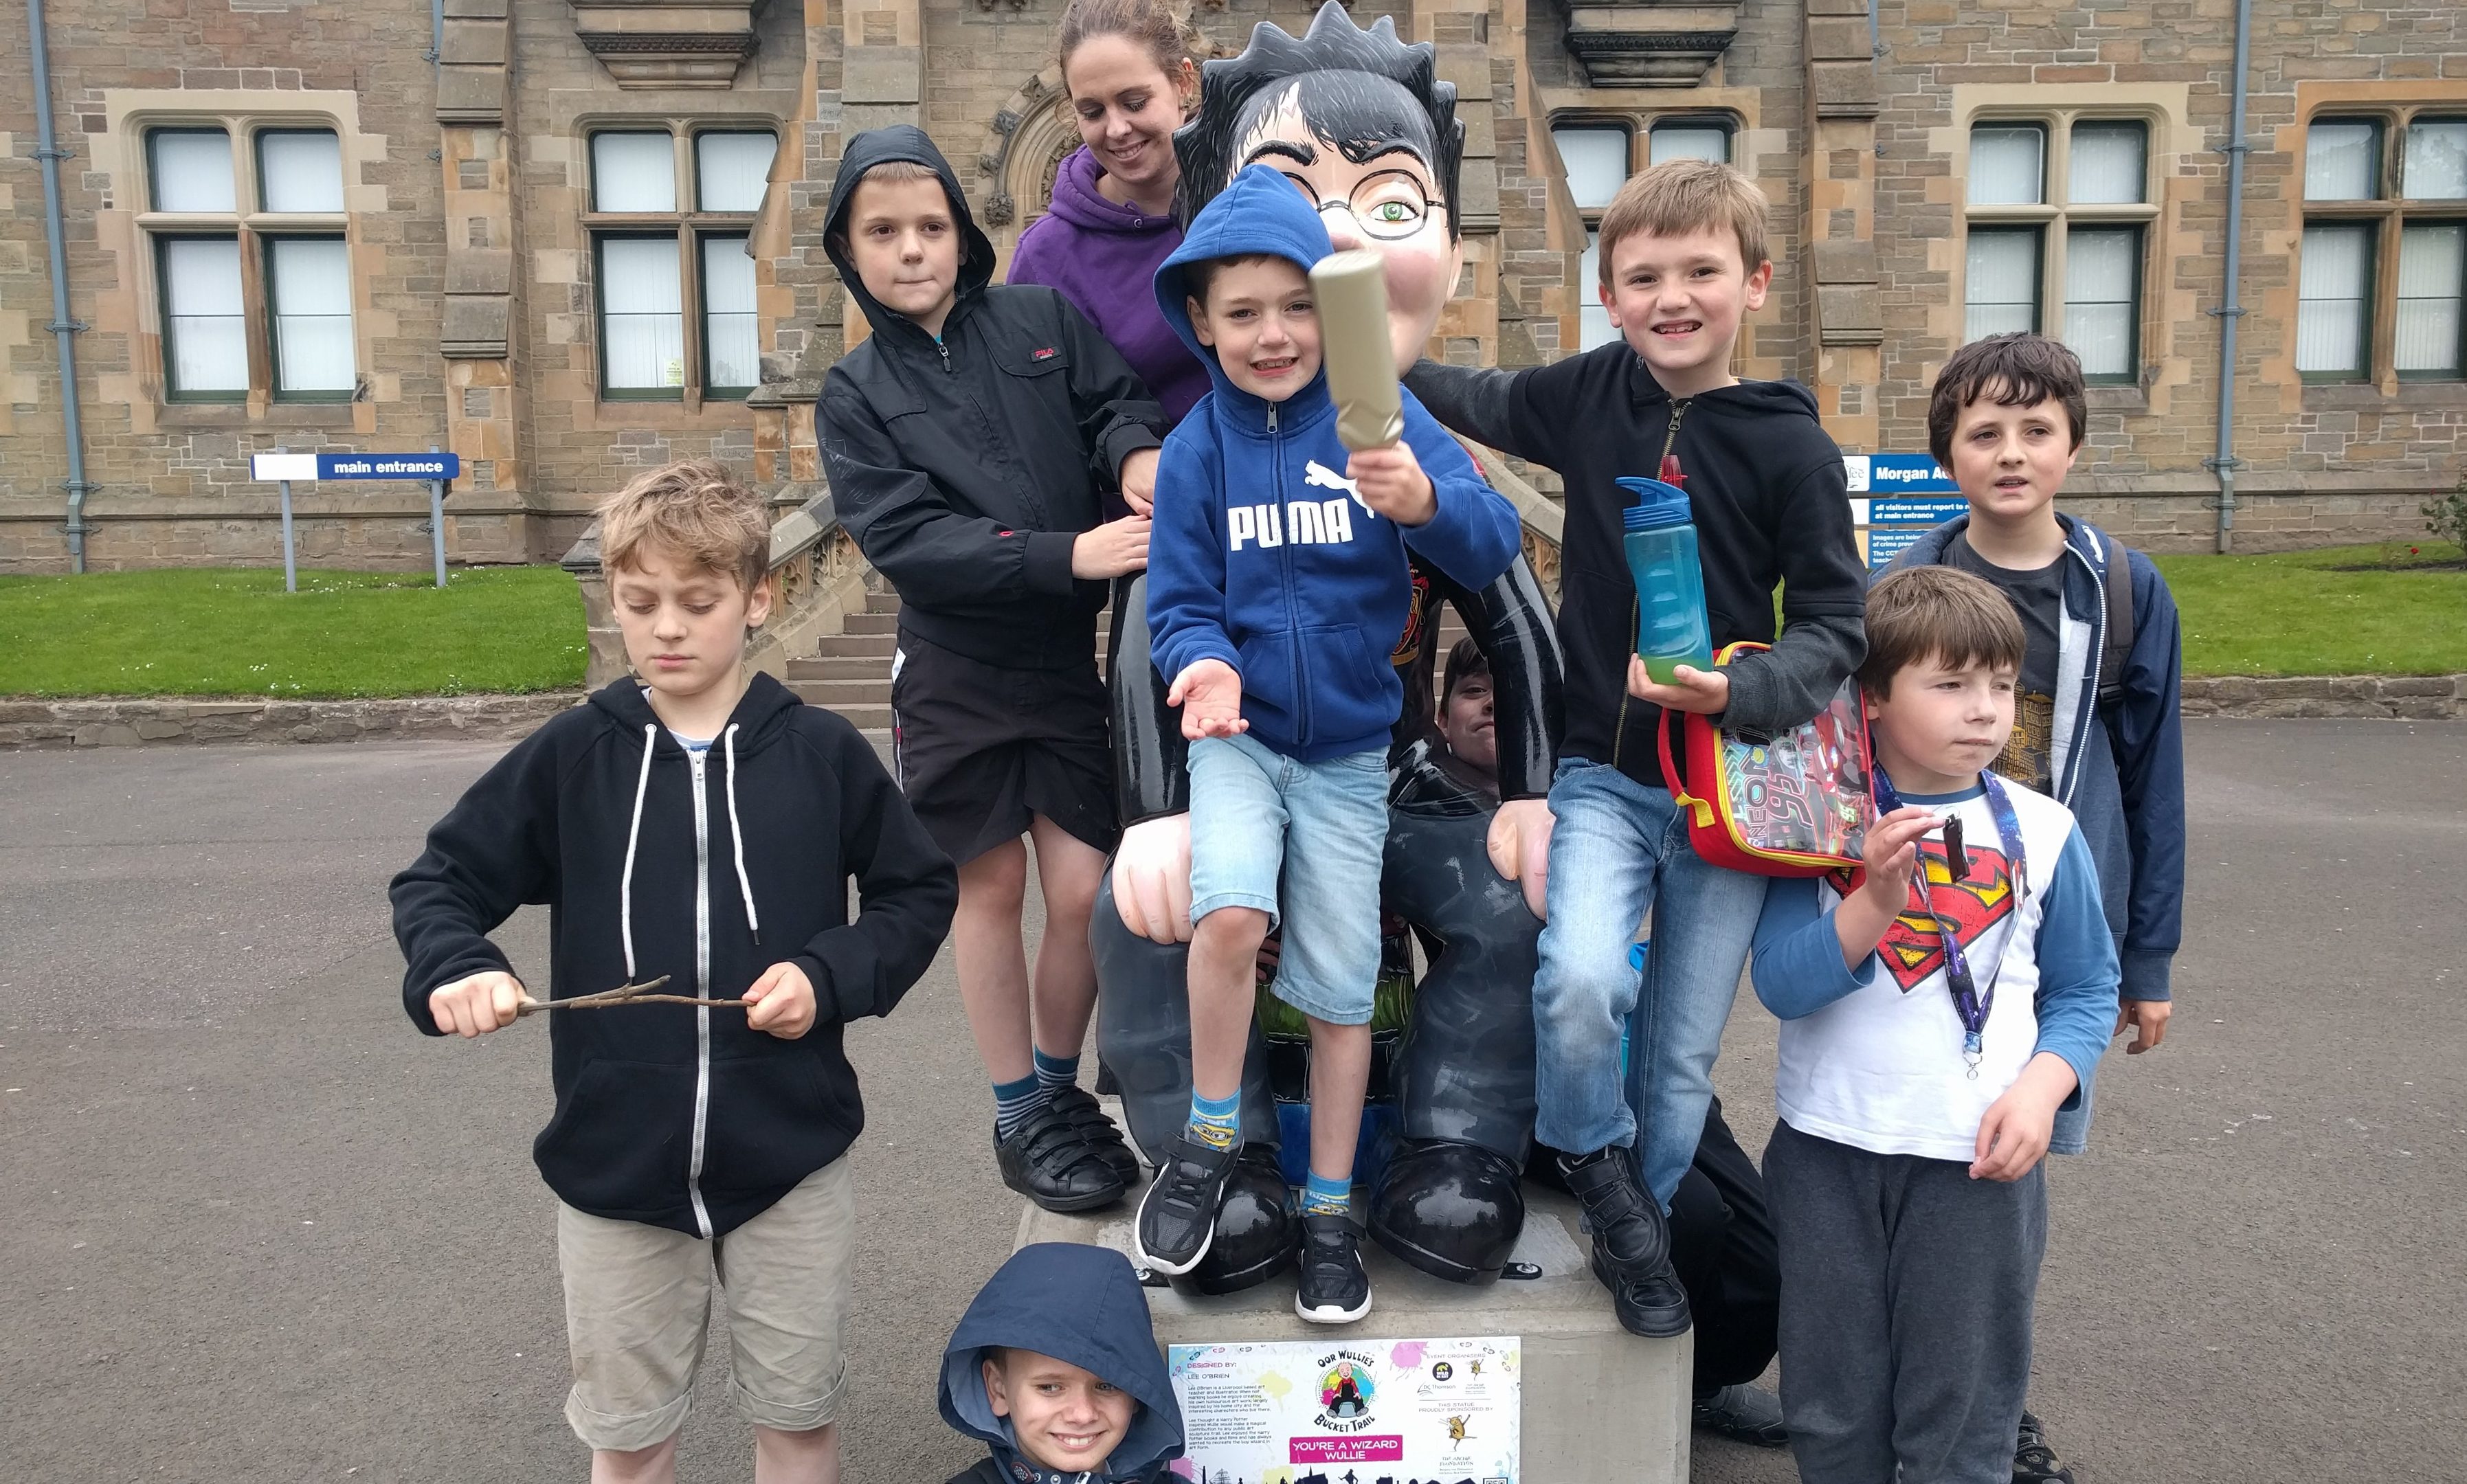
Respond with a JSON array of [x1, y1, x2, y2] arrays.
[[1188, 732, 1389, 1026]]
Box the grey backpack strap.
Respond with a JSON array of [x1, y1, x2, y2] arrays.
[[2097, 537, 2135, 712]]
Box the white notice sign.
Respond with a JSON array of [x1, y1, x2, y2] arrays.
[[1167, 1336, 1519, 1483]]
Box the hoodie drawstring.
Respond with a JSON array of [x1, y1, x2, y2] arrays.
[[619, 723, 656, 978], [722, 723, 761, 943]]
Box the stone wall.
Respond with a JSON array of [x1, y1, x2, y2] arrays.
[[0, 693, 581, 749]]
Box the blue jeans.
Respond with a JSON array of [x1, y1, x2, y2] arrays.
[[1187, 732, 1389, 1026], [1534, 758, 1770, 1206]]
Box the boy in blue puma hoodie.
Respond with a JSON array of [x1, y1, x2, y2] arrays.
[[938, 1244, 1184, 1484], [1133, 164, 1522, 1324]]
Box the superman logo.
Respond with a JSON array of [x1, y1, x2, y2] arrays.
[[1876, 842, 2016, 991]]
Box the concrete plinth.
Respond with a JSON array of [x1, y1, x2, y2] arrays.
[[1016, 1170, 1690, 1483]]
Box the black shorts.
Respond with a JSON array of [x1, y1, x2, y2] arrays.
[[889, 629, 1118, 866]]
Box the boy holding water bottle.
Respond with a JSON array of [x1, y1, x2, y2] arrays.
[[1405, 159, 1867, 1338]]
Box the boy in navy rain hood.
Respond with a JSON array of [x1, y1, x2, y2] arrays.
[[1135, 164, 1521, 1325], [938, 1244, 1184, 1484]]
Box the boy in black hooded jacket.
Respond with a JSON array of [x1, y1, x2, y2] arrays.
[[818, 125, 1167, 1216], [392, 460, 957, 1483], [938, 1243, 1185, 1484]]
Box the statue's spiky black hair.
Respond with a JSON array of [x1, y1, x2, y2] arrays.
[[1172, 0, 1464, 240]]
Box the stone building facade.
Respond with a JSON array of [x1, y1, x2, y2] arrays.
[[1, 0, 2459, 572]]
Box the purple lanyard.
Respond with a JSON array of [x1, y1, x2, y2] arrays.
[[1873, 768, 2029, 1073]]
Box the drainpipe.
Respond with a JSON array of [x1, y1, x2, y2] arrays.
[[27, 0, 96, 571], [2207, 0, 2254, 554]]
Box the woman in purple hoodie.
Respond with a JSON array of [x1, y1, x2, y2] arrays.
[[1010, 0, 1212, 437]]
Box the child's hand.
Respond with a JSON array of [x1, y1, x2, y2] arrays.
[[429, 970, 526, 1037], [2116, 998, 2172, 1053], [1168, 659, 1246, 740], [1626, 656, 1730, 715], [743, 960, 817, 1039], [1859, 805, 1941, 910], [1071, 515, 1150, 578], [1972, 1054, 2077, 1181], [1118, 447, 1160, 517], [1346, 442, 1437, 526]]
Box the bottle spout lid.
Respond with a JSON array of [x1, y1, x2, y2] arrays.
[[1617, 476, 1692, 531]]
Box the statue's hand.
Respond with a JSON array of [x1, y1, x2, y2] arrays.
[[1486, 797, 1554, 923], [1112, 813, 1194, 944]]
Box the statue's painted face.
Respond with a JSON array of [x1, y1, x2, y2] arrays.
[[1229, 80, 1464, 374]]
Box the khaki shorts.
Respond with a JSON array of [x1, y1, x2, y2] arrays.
[[557, 1158, 855, 1452]]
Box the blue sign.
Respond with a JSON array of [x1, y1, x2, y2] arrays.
[[1865, 526, 1928, 571], [317, 452, 460, 481], [1865, 453, 1957, 493], [1868, 497, 1969, 526]]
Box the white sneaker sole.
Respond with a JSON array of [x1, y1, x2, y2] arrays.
[[1131, 1175, 1214, 1277], [1295, 1288, 1373, 1325]]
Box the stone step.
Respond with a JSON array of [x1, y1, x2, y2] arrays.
[[843, 609, 900, 634], [786, 690, 893, 730], [812, 632, 899, 657], [783, 655, 884, 681], [789, 678, 891, 707]]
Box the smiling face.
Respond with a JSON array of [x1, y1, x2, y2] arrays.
[[610, 540, 772, 709], [1600, 225, 1771, 398], [1064, 32, 1194, 206], [1866, 653, 2018, 796], [1233, 85, 1461, 374], [842, 173, 962, 337], [1946, 388, 2080, 530], [984, 1350, 1137, 1476], [1440, 664, 1497, 777], [1188, 254, 1324, 401]]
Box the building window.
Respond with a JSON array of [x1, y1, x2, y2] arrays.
[[1552, 117, 1738, 354], [2298, 113, 2466, 382], [1960, 117, 2156, 383], [142, 122, 355, 402], [586, 125, 777, 401]]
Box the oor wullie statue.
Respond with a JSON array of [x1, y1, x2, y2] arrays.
[[1095, 0, 1563, 1294]]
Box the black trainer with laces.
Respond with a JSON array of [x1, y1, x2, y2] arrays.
[[1294, 1213, 1372, 1325], [1045, 1082, 1142, 1187], [1133, 1133, 1240, 1275], [2013, 1410, 2077, 1484], [994, 1100, 1125, 1213]]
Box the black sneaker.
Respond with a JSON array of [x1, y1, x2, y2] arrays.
[[2013, 1410, 2077, 1484], [1557, 1146, 1673, 1276], [1045, 1083, 1142, 1187], [1693, 1383, 1787, 1448], [1294, 1213, 1373, 1325], [1587, 1245, 1693, 1338], [995, 1101, 1126, 1214], [1133, 1134, 1240, 1275]]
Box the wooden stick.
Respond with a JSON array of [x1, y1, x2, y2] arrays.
[[514, 975, 749, 1016]]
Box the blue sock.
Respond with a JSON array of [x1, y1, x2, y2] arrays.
[[1186, 1089, 1240, 1151], [1302, 1171, 1351, 1218], [1033, 1047, 1080, 1095], [993, 1072, 1048, 1140]]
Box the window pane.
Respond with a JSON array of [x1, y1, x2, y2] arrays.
[[696, 132, 777, 213], [150, 131, 235, 212], [1649, 124, 1729, 165], [2069, 122, 2145, 205], [2305, 120, 2380, 201], [702, 236, 760, 390], [1578, 231, 1617, 352], [601, 236, 684, 390], [1554, 126, 1630, 212], [2402, 119, 2467, 201], [1969, 126, 2044, 206], [2396, 223, 2464, 375], [269, 238, 355, 393], [1965, 227, 2040, 341], [162, 237, 247, 392], [260, 131, 344, 213], [2296, 223, 2372, 374], [2063, 227, 2139, 378], [593, 133, 677, 213]]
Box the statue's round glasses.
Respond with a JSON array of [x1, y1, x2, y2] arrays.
[[1279, 168, 1442, 241]]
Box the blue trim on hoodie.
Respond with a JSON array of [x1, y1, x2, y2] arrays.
[[1144, 165, 1524, 761], [937, 1244, 1183, 1484]]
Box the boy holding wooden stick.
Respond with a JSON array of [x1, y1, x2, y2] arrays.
[[390, 460, 957, 1484]]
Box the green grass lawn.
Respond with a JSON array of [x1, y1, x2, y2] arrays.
[[2150, 541, 2466, 677], [0, 566, 588, 699]]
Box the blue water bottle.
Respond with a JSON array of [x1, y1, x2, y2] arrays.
[[1617, 476, 1713, 686]]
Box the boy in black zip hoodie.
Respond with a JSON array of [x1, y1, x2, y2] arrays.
[[817, 126, 1167, 1215], [1405, 159, 1868, 1341], [392, 461, 957, 1484]]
